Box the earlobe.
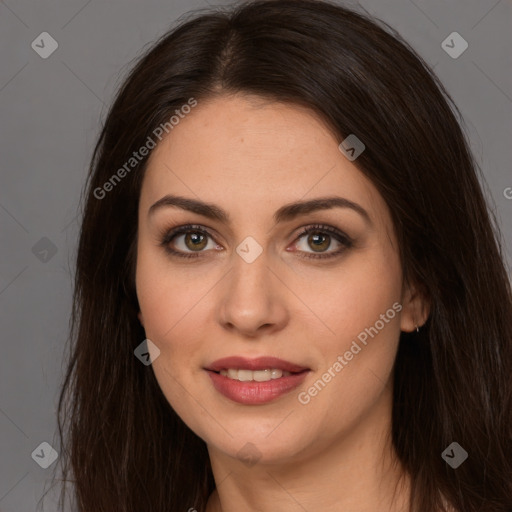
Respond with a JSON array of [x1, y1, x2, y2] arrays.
[[400, 281, 430, 333]]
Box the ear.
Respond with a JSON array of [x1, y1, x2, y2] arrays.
[[137, 311, 144, 327], [400, 279, 430, 332]]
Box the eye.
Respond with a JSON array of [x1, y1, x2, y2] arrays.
[[159, 223, 353, 260], [159, 224, 220, 259], [291, 224, 353, 260]]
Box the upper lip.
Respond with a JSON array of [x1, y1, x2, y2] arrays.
[[205, 356, 309, 373]]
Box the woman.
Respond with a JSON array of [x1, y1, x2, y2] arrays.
[[50, 0, 512, 511]]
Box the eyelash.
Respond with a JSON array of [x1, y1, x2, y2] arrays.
[[159, 223, 353, 260]]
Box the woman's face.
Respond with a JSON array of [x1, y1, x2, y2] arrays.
[[136, 93, 423, 466]]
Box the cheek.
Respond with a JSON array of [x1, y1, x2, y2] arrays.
[[135, 251, 205, 415], [302, 245, 403, 345], [135, 243, 200, 341], [299, 245, 403, 411], [135, 246, 218, 384], [136, 263, 173, 339]]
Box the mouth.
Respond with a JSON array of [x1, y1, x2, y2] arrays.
[[204, 356, 311, 404]]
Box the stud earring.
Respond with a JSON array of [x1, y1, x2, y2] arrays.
[[415, 324, 420, 333]]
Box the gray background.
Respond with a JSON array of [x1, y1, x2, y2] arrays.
[[0, 0, 511, 510]]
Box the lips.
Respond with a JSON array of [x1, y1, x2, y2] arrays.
[[204, 356, 309, 373]]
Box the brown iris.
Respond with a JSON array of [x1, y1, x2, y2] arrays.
[[184, 232, 208, 251], [308, 232, 330, 252]]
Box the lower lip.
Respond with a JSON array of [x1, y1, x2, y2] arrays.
[[206, 370, 310, 404]]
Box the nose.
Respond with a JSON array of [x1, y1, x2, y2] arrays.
[[217, 251, 289, 338]]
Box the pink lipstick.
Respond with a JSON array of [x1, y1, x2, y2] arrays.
[[204, 356, 310, 405]]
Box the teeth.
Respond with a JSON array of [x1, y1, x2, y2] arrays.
[[219, 368, 292, 381]]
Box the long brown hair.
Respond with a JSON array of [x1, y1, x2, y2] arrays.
[[46, 1, 512, 510]]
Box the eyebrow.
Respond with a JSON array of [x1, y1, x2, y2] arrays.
[[148, 194, 372, 226]]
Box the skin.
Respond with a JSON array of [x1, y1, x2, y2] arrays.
[[135, 93, 429, 512]]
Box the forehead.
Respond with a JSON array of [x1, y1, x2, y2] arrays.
[[146, 94, 338, 171], [140, 94, 386, 225]]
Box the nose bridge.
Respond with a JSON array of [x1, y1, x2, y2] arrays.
[[217, 236, 288, 334], [228, 239, 273, 303]]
